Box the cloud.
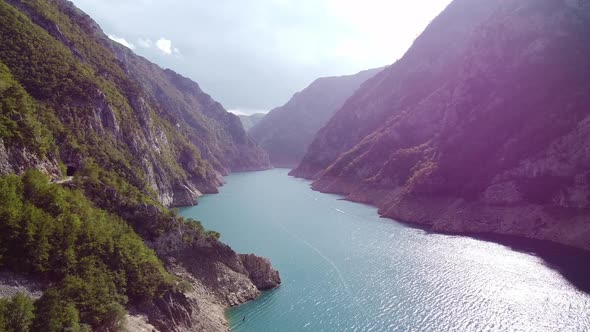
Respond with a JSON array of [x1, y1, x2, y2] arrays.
[[137, 37, 181, 56], [107, 34, 135, 50], [156, 38, 173, 55], [137, 38, 153, 48]]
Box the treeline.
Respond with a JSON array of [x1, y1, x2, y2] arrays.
[[0, 170, 173, 330]]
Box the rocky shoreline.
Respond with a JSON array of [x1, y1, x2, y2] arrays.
[[0, 214, 280, 332], [306, 175, 590, 252], [139, 222, 281, 331]]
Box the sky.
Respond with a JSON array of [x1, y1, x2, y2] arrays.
[[70, 0, 453, 115]]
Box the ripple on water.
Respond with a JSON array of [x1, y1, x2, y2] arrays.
[[180, 169, 590, 332]]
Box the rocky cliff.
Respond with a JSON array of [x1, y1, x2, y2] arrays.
[[139, 223, 280, 332], [119, 53, 271, 174], [250, 68, 382, 167], [293, 0, 590, 250]]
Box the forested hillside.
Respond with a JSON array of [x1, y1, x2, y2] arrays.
[[0, 0, 279, 330]]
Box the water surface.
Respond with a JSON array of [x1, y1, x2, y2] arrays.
[[180, 169, 590, 332]]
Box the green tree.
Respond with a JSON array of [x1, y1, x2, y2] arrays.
[[0, 293, 35, 332], [0, 170, 172, 328], [33, 288, 81, 332], [103, 302, 127, 331], [0, 299, 6, 331], [60, 263, 125, 327]]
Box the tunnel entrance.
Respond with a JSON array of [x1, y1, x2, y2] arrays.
[[66, 164, 77, 176]]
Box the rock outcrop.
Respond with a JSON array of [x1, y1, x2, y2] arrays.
[[145, 223, 281, 331], [0, 139, 61, 180], [293, 0, 590, 251], [123, 313, 159, 332], [239, 254, 281, 290], [250, 68, 382, 167]]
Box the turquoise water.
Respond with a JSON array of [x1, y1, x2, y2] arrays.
[[179, 169, 590, 332]]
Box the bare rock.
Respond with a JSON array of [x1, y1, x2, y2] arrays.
[[123, 313, 159, 332], [0, 271, 46, 300], [239, 254, 281, 290], [0, 139, 62, 180], [141, 223, 280, 331]]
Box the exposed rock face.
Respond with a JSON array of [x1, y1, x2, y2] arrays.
[[250, 68, 382, 167], [0, 139, 61, 180], [293, 0, 590, 250], [145, 223, 281, 331], [123, 313, 159, 332], [239, 254, 281, 290], [134, 289, 203, 332], [118, 54, 271, 174]]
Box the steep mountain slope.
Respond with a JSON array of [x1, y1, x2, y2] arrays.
[[0, 0, 269, 208], [118, 53, 270, 174], [239, 113, 266, 131], [250, 68, 382, 167], [0, 0, 278, 330], [293, 0, 590, 250], [291, 0, 503, 179]]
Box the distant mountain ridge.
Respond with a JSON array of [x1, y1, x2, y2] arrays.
[[239, 113, 266, 131], [292, 0, 590, 251], [250, 68, 383, 167]]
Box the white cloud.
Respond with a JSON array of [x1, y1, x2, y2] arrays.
[[108, 34, 135, 50], [136, 37, 181, 56], [156, 38, 173, 55]]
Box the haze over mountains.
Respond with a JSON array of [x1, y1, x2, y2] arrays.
[[250, 68, 383, 167], [238, 113, 266, 131]]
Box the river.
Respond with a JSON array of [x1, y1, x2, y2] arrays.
[[179, 169, 590, 332]]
